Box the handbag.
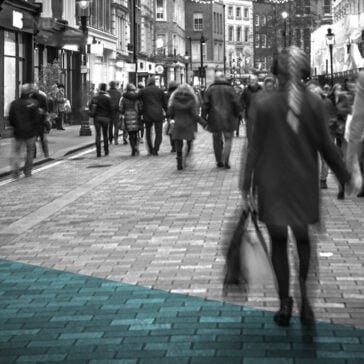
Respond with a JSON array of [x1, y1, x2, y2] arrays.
[[223, 207, 276, 295]]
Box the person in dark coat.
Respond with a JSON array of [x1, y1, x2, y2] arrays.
[[240, 74, 263, 141], [167, 84, 199, 170], [241, 47, 358, 327], [202, 71, 241, 169], [136, 76, 167, 156], [108, 81, 122, 145], [9, 83, 41, 178], [120, 83, 142, 156], [90, 83, 113, 157], [31, 83, 50, 159], [164, 81, 179, 153]]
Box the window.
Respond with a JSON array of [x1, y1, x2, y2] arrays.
[[244, 8, 249, 19], [213, 12, 217, 33], [228, 26, 233, 42], [323, 0, 331, 15], [255, 15, 259, 26], [255, 34, 260, 47], [228, 6, 233, 18], [193, 13, 203, 31], [244, 27, 249, 42], [295, 29, 301, 47], [261, 34, 267, 48], [237, 26, 242, 42], [156, 0, 166, 20], [261, 15, 266, 26], [236, 7, 241, 19], [90, 0, 112, 32]]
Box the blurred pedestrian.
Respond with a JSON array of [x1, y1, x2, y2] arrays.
[[135, 76, 167, 156], [329, 83, 352, 199], [89, 83, 113, 157], [233, 85, 243, 137], [31, 83, 50, 158], [346, 71, 364, 196], [167, 84, 199, 170], [120, 83, 142, 156], [202, 71, 241, 169], [241, 47, 358, 327], [240, 74, 262, 141], [108, 81, 122, 145], [164, 81, 179, 152], [9, 84, 41, 178], [55, 84, 67, 130], [262, 76, 276, 94]]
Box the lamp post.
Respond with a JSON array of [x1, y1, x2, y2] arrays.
[[200, 34, 206, 87], [281, 11, 288, 48], [184, 53, 190, 84], [76, 0, 92, 136], [326, 28, 335, 87]]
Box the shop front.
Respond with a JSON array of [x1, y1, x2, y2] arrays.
[[0, 0, 42, 137]]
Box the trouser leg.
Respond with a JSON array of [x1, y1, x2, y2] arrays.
[[24, 137, 36, 176], [154, 121, 163, 153], [94, 121, 102, 156], [102, 122, 109, 155], [175, 139, 183, 169], [266, 224, 290, 300], [212, 132, 223, 164], [145, 121, 154, 154], [223, 131, 233, 166], [11, 138, 23, 177]]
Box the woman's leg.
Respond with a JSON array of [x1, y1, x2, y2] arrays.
[[267, 224, 289, 299], [266, 224, 293, 326], [291, 225, 314, 324], [175, 139, 183, 170]]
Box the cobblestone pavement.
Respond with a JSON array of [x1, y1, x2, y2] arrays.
[[0, 128, 363, 362]]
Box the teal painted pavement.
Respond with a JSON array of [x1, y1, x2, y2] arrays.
[[1, 259, 364, 364]]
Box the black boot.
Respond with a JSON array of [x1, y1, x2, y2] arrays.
[[177, 157, 183, 170], [299, 279, 315, 326], [96, 145, 101, 158], [337, 183, 345, 200], [274, 297, 293, 327]]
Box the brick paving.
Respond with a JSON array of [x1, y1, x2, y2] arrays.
[[0, 127, 364, 362]]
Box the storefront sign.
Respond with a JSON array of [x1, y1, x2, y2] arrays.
[[12, 11, 23, 29], [125, 63, 136, 72], [90, 43, 104, 56]]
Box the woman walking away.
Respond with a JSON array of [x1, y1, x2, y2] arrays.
[[120, 83, 142, 156], [241, 47, 359, 327], [167, 84, 199, 170]]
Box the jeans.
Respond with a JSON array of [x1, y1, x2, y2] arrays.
[[212, 131, 233, 165], [145, 120, 163, 154], [35, 131, 49, 158], [175, 139, 192, 168], [109, 113, 119, 144], [128, 131, 139, 155], [11, 137, 36, 177], [94, 117, 109, 156]]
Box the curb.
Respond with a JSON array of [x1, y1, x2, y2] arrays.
[[0, 142, 95, 179]]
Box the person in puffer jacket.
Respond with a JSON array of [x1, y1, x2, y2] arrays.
[[120, 83, 142, 156]]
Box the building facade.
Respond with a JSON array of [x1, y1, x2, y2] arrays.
[[0, 0, 42, 136], [225, 0, 254, 84], [311, 0, 364, 78], [185, 0, 225, 86], [153, 0, 186, 87]]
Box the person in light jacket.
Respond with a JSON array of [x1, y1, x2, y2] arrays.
[[241, 47, 359, 328]]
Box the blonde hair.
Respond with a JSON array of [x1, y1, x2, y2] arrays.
[[169, 83, 198, 108]]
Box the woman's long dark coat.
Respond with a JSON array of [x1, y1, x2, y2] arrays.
[[242, 88, 350, 226]]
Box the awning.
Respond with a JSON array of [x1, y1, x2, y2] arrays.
[[35, 18, 87, 48]]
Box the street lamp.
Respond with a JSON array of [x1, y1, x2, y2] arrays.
[[200, 34, 206, 87], [184, 53, 190, 84], [281, 11, 288, 48], [325, 28, 335, 86], [76, 0, 92, 136]]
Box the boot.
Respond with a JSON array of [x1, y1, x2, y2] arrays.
[[177, 156, 183, 170], [337, 183, 345, 200], [299, 279, 315, 326], [273, 297, 293, 327], [96, 145, 101, 158]]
